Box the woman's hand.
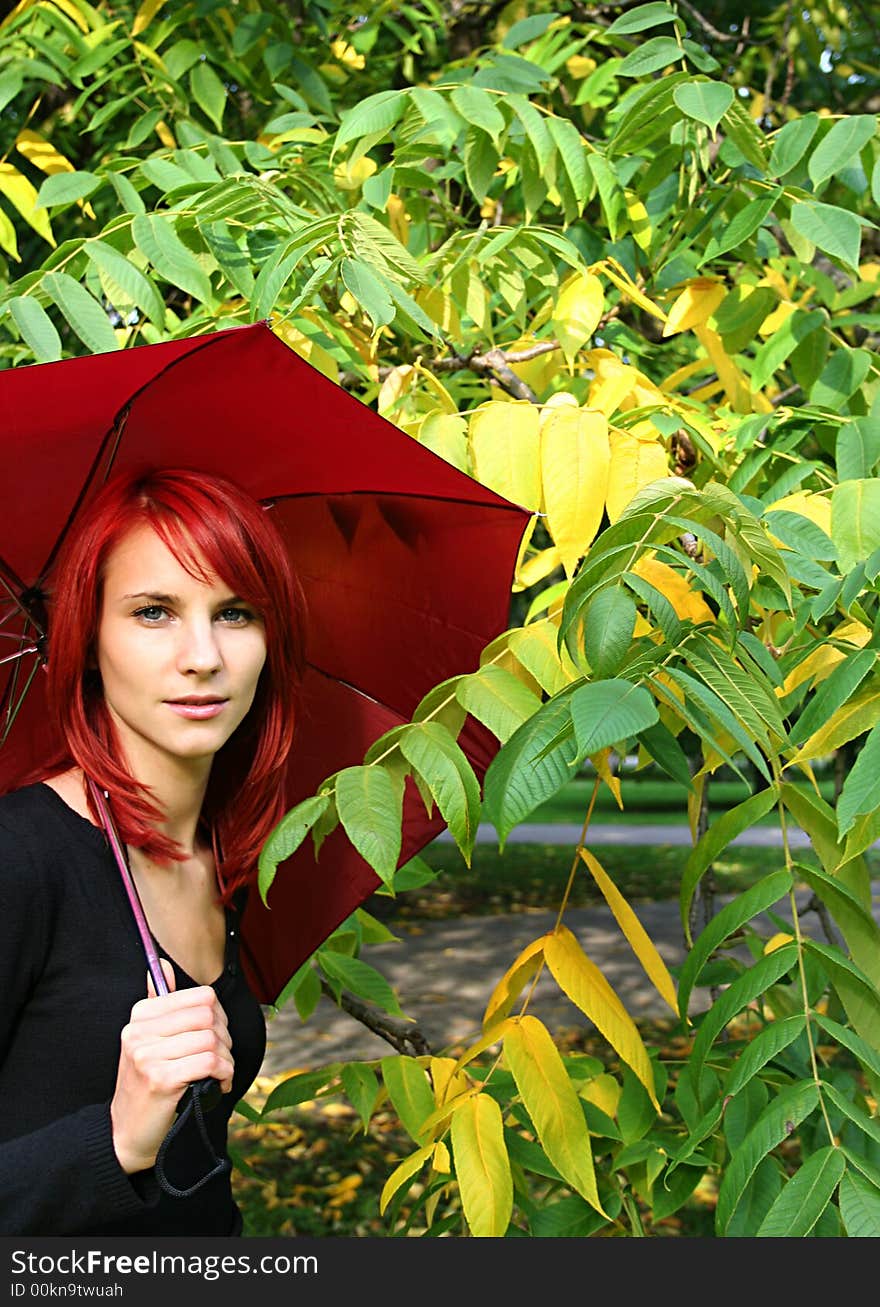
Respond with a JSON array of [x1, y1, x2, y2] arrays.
[[109, 959, 234, 1175]]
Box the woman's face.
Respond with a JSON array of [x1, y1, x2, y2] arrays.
[[96, 523, 267, 782]]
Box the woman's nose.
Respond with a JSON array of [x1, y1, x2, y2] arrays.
[[178, 619, 222, 674]]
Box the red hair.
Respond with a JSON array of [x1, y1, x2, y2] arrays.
[[39, 466, 305, 900]]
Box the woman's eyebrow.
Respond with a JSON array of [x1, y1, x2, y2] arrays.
[[121, 591, 179, 602]]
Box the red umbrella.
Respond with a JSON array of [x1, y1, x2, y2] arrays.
[[0, 321, 531, 1005]]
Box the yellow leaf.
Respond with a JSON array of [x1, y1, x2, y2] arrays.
[[625, 189, 651, 252], [152, 118, 175, 148], [414, 285, 460, 337], [429, 1056, 470, 1107], [553, 271, 604, 367], [540, 406, 610, 576], [417, 412, 469, 472], [779, 618, 870, 695], [695, 323, 770, 414], [450, 1093, 512, 1237], [508, 619, 577, 695], [483, 935, 546, 1029], [331, 38, 366, 69], [663, 278, 727, 337], [765, 489, 832, 539], [544, 925, 660, 1109], [764, 932, 794, 954], [432, 1140, 451, 1174], [566, 54, 596, 78], [578, 848, 678, 1014], [379, 1142, 433, 1214], [606, 429, 670, 523], [272, 320, 339, 383], [0, 163, 53, 246], [385, 193, 408, 245], [597, 258, 667, 321], [579, 1072, 621, 1120], [132, 0, 165, 34], [788, 683, 880, 767], [503, 334, 560, 398], [591, 747, 623, 809], [503, 1015, 607, 1215], [515, 544, 562, 591], [584, 348, 639, 417], [334, 154, 377, 191], [632, 554, 715, 624], [0, 205, 19, 260], [470, 400, 541, 511], [758, 298, 795, 338]]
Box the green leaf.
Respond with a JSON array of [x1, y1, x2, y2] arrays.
[[832, 479, 880, 572], [398, 721, 481, 866], [319, 950, 405, 1017], [450, 85, 506, 142], [263, 1064, 342, 1113], [811, 347, 873, 411], [700, 190, 781, 265], [41, 271, 118, 353], [585, 153, 625, 240], [789, 201, 862, 271], [839, 1169, 880, 1238], [664, 666, 771, 780], [715, 1080, 820, 1235], [131, 213, 214, 304], [637, 719, 693, 789], [805, 941, 880, 1054], [677, 869, 793, 1019], [796, 860, 880, 988], [673, 81, 733, 133], [258, 794, 330, 904], [36, 170, 101, 208], [569, 678, 659, 763], [808, 115, 877, 188], [763, 509, 837, 561], [582, 587, 637, 677], [837, 417, 880, 480], [606, 2, 681, 35], [463, 127, 500, 203], [189, 60, 227, 130], [680, 787, 780, 941], [455, 664, 542, 745], [769, 113, 819, 177], [483, 684, 581, 850], [340, 256, 395, 331], [335, 764, 404, 886], [546, 113, 589, 207], [618, 35, 683, 76], [86, 239, 166, 328], [333, 89, 408, 156], [341, 1063, 380, 1134], [620, 571, 682, 647], [788, 647, 877, 747], [837, 723, 880, 838], [9, 295, 61, 361], [723, 1014, 807, 1098], [749, 308, 825, 392], [380, 1056, 435, 1144], [755, 1146, 845, 1236]]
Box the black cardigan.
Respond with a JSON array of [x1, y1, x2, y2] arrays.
[[0, 784, 266, 1236]]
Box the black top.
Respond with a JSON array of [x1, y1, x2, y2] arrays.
[[0, 783, 266, 1236]]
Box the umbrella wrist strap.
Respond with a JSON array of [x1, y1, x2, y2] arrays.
[[154, 1081, 232, 1198]]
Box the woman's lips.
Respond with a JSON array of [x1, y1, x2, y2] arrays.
[[165, 700, 228, 719]]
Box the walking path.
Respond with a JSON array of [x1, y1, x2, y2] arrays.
[[258, 821, 880, 1078]]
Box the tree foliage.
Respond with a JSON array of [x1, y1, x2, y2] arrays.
[[2, 0, 880, 1237]]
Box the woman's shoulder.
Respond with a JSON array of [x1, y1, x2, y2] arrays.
[[0, 782, 61, 832], [0, 782, 95, 871]]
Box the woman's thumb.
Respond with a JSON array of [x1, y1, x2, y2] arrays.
[[146, 957, 176, 996]]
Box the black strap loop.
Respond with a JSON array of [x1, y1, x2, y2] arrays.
[[154, 1078, 230, 1198]]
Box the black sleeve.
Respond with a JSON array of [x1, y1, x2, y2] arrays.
[[0, 811, 160, 1234]]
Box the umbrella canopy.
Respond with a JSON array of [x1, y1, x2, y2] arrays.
[[0, 321, 531, 1004]]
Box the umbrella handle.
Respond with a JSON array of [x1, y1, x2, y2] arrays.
[[86, 778, 223, 1112]]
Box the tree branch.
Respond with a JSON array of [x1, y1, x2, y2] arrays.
[[320, 978, 433, 1056]]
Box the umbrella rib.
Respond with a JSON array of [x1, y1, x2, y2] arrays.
[[0, 652, 39, 744]]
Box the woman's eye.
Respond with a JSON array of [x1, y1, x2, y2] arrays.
[[134, 605, 167, 622], [218, 607, 254, 624]]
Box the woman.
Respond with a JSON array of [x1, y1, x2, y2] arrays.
[[0, 466, 305, 1236]]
